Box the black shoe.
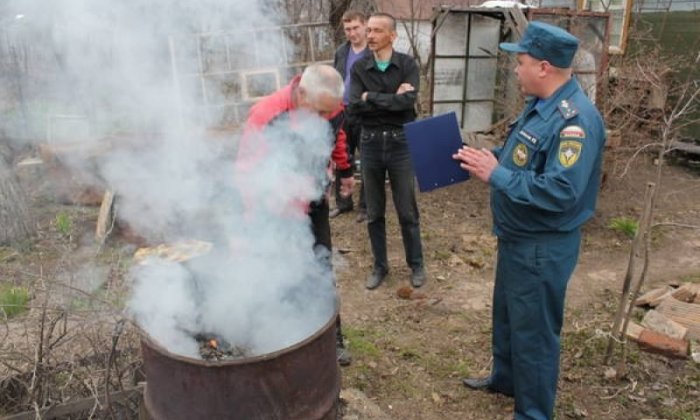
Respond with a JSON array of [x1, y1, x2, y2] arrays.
[[356, 210, 368, 223], [410, 267, 426, 288], [462, 377, 493, 391], [336, 345, 352, 366], [365, 269, 388, 290]]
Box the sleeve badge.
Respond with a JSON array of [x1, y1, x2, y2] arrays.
[[559, 140, 582, 168], [512, 143, 529, 167]]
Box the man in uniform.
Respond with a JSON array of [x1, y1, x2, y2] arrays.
[[453, 22, 605, 420]]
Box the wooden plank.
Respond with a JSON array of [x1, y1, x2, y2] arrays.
[[671, 282, 700, 304], [618, 320, 644, 340], [505, 7, 529, 38], [656, 296, 700, 340], [634, 286, 674, 307], [38, 142, 111, 163], [2, 385, 143, 420], [641, 310, 688, 340], [96, 190, 115, 242]]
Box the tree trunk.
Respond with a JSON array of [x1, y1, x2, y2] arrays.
[[329, 0, 353, 44], [0, 155, 33, 245]]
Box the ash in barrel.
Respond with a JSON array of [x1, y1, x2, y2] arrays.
[[195, 333, 252, 361]]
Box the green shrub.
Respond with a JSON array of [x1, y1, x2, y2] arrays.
[[0, 285, 30, 318], [608, 216, 639, 239], [55, 211, 73, 237]]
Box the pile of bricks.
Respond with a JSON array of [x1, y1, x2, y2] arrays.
[[623, 282, 700, 360]]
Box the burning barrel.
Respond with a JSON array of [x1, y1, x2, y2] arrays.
[[140, 311, 340, 420]]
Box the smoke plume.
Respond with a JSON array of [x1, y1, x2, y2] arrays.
[[3, 0, 338, 357]]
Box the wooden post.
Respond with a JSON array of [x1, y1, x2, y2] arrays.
[[605, 182, 655, 365], [95, 190, 115, 243], [618, 182, 657, 370]]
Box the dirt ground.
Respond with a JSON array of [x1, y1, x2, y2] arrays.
[[1, 153, 700, 419]]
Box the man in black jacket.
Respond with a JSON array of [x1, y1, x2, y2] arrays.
[[348, 12, 426, 290], [330, 10, 370, 222]]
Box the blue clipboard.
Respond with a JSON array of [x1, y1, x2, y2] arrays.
[[404, 112, 469, 192]]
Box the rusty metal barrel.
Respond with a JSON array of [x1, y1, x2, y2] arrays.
[[140, 312, 340, 420]]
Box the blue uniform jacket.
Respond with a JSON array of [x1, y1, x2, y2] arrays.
[[489, 77, 606, 240]]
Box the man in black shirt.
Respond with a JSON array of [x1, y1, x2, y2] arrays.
[[348, 12, 426, 290]]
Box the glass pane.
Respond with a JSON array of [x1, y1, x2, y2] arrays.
[[468, 15, 501, 57], [433, 103, 464, 126], [310, 26, 334, 62], [242, 71, 280, 99], [464, 102, 493, 132], [203, 74, 242, 106], [200, 35, 228, 74], [537, 0, 577, 7], [226, 33, 256, 71], [284, 27, 311, 64], [255, 29, 286, 67], [433, 58, 465, 101], [466, 58, 497, 100], [435, 13, 468, 56], [587, 0, 630, 49]]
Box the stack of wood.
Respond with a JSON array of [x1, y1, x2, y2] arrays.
[[623, 282, 700, 360]]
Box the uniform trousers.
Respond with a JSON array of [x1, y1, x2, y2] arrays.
[[490, 230, 580, 420]]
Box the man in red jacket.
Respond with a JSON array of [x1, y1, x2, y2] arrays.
[[236, 64, 354, 365]]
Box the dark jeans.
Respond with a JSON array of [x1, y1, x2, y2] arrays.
[[360, 126, 423, 272], [309, 198, 332, 255], [335, 117, 365, 212]]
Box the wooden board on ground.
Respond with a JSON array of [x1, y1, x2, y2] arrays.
[[641, 309, 688, 340], [672, 282, 700, 304], [133, 240, 213, 264], [656, 296, 700, 340], [635, 286, 674, 307], [619, 320, 644, 340]]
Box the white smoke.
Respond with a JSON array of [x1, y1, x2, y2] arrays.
[[3, 0, 338, 357]]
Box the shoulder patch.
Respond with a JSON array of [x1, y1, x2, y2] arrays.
[[560, 125, 586, 140], [559, 140, 582, 168], [557, 99, 579, 120]]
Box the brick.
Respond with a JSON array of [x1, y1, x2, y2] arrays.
[[636, 329, 689, 359]]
